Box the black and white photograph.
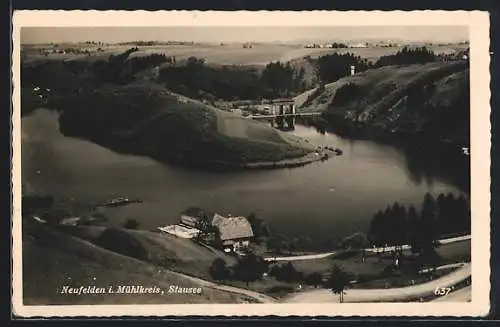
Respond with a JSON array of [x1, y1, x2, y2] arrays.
[[11, 10, 491, 317]]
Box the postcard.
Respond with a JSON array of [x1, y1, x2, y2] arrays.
[[11, 10, 491, 318]]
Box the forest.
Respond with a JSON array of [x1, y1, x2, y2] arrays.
[[368, 192, 470, 254], [158, 57, 307, 101]]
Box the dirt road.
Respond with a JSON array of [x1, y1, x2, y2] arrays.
[[284, 264, 471, 303]]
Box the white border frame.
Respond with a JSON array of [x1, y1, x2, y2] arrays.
[[11, 10, 491, 317]]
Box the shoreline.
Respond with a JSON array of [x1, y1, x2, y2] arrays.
[[56, 125, 341, 173], [24, 107, 340, 173], [240, 148, 339, 170]]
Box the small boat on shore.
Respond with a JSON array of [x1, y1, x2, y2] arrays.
[[101, 196, 142, 207]]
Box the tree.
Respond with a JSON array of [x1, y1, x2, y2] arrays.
[[123, 218, 139, 229], [269, 262, 303, 283], [266, 237, 281, 255], [339, 232, 369, 250], [247, 212, 270, 242], [382, 205, 394, 250], [420, 193, 439, 252], [391, 202, 408, 253], [209, 258, 231, 281], [375, 46, 436, 67], [324, 265, 350, 303], [436, 193, 448, 234], [407, 205, 421, 253], [305, 272, 323, 288], [368, 210, 385, 248], [232, 253, 268, 286], [455, 194, 470, 234], [22, 195, 54, 217], [282, 262, 303, 282], [294, 236, 313, 251]]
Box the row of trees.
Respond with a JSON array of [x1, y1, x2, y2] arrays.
[[158, 57, 308, 101], [315, 53, 372, 84], [313, 47, 441, 86], [92, 47, 152, 84], [368, 192, 470, 254], [374, 46, 437, 67], [265, 234, 318, 254], [209, 254, 268, 286], [210, 255, 350, 302], [23, 45, 447, 107], [331, 42, 349, 48], [23, 47, 173, 96], [246, 212, 271, 242]]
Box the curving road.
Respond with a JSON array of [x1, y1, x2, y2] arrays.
[[264, 251, 337, 262], [284, 263, 471, 303], [64, 230, 277, 303], [418, 262, 468, 274], [265, 235, 471, 262], [60, 227, 470, 304], [169, 271, 278, 303]]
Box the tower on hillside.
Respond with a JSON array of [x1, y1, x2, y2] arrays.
[[350, 65, 356, 76]]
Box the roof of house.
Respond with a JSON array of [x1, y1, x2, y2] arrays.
[[211, 215, 254, 241]]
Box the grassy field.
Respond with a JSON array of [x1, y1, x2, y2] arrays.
[[23, 214, 471, 303], [47, 224, 304, 297], [295, 61, 459, 110], [269, 240, 471, 285], [22, 220, 250, 304], [22, 43, 469, 65], [23, 43, 332, 65], [61, 225, 238, 280]]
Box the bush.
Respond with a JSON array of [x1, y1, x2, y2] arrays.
[[332, 83, 362, 107], [265, 285, 295, 295], [302, 84, 326, 108], [231, 253, 268, 286], [209, 258, 231, 281], [338, 232, 369, 250], [123, 218, 140, 230], [269, 262, 304, 283], [304, 272, 323, 288]]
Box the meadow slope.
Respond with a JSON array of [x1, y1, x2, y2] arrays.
[[295, 61, 469, 145], [52, 82, 315, 169], [22, 220, 253, 304]]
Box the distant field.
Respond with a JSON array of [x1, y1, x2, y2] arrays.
[[22, 43, 469, 66], [24, 43, 325, 65]]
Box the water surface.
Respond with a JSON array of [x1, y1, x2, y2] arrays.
[[22, 109, 462, 248]]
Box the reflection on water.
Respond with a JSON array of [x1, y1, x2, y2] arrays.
[[21, 109, 465, 247]]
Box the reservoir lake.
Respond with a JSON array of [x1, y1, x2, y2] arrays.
[[21, 109, 463, 248]]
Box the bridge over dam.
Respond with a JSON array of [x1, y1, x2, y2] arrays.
[[246, 102, 322, 129]]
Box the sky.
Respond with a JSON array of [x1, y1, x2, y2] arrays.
[[21, 26, 469, 44]]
